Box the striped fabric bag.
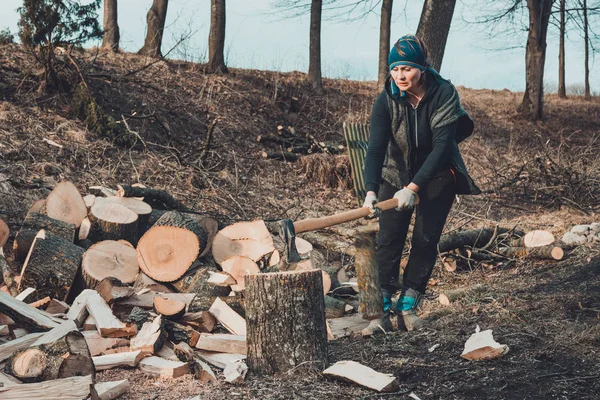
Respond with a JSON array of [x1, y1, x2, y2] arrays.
[[342, 122, 370, 207]]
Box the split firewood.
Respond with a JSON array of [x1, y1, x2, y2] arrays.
[[196, 333, 247, 354], [78, 217, 91, 241], [170, 263, 230, 296], [164, 319, 201, 347], [44, 181, 87, 228], [0, 374, 93, 400], [136, 226, 199, 282], [245, 270, 327, 375], [95, 277, 135, 304], [0, 291, 62, 331], [195, 350, 246, 370], [223, 360, 248, 384], [82, 241, 139, 288], [19, 230, 84, 302], [138, 356, 190, 378], [15, 287, 37, 302], [0, 324, 9, 335], [28, 296, 50, 309], [220, 256, 260, 292], [0, 371, 21, 386], [209, 297, 246, 336], [156, 342, 179, 361], [0, 331, 45, 363], [461, 325, 509, 360], [174, 342, 217, 382], [328, 314, 371, 340], [75, 289, 137, 338], [82, 330, 129, 356], [6, 325, 93, 383], [212, 220, 275, 265], [182, 311, 217, 333], [497, 245, 564, 260], [12, 327, 29, 338], [323, 360, 399, 392], [94, 380, 130, 400], [207, 271, 237, 286], [439, 284, 485, 306], [133, 272, 173, 293], [45, 299, 69, 315], [116, 291, 195, 311], [13, 213, 76, 263], [324, 295, 347, 319], [83, 194, 96, 209], [188, 294, 245, 317], [153, 296, 186, 320], [508, 230, 555, 248], [83, 315, 97, 331], [67, 289, 93, 326], [130, 315, 165, 355], [0, 218, 9, 248], [93, 350, 145, 370], [88, 197, 139, 244]]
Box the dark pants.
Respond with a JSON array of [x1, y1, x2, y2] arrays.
[[377, 169, 456, 295]]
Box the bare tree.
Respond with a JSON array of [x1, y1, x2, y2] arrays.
[[308, 0, 323, 90], [101, 0, 119, 52], [582, 0, 591, 99], [377, 0, 393, 87], [207, 0, 228, 73], [558, 0, 567, 97], [138, 0, 169, 58], [416, 0, 457, 72], [518, 0, 553, 120]]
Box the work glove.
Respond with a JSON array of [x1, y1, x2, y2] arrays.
[[362, 192, 378, 211], [393, 187, 418, 211]]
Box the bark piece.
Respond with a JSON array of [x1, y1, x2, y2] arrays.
[[323, 360, 399, 392], [355, 232, 382, 320], [95, 277, 135, 304], [220, 256, 260, 292], [94, 380, 130, 400], [93, 350, 145, 370], [138, 356, 190, 378], [195, 333, 247, 354], [130, 315, 164, 355], [82, 241, 139, 288], [246, 270, 328, 375], [82, 330, 130, 356], [208, 297, 246, 336], [19, 230, 84, 302], [89, 197, 139, 244], [0, 291, 61, 332], [45, 181, 87, 228], [0, 374, 93, 399], [156, 342, 179, 361], [136, 226, 199, 282], [212, 220, 275, 265], [153, 296, 186, 319]]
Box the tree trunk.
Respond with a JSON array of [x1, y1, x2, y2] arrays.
[[101, 0, 120, 52], [519, 0, 552, 120], [246, 270, 328, 375], [377, 0, 393, 87], [583, 0, 591, 100], [416, 0, 457, 72], [138, 0, 169, 58], [308, 0, 323, 91], [558, 0, 567, 98], [207, 0, 228, 74]]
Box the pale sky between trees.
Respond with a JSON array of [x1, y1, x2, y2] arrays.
[[0, 0, 597, 92]]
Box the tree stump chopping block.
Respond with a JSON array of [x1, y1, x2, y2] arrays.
[[246, 270, 328, 376], [19, 230, 84, 302], [355, 232, 382, 320]]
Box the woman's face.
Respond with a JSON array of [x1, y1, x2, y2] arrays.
[[391, 66, 423, 94]]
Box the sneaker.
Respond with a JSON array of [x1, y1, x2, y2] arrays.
[[396, 287, 426, 332], [361, 312, 393, 336]]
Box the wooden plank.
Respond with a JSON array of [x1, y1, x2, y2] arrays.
[[82, 330, 130, 356], [138, 356, 190, 378], [195, 333, 247, 354], [93, 350, 144, 371], [0, 374, 93, 399], [0, 332, 45, 362], [323, 360, 399, 392], [0, 291, 62, 331], [94, 379, 130, 400], [208, 297, 246, 336], [195, 350, 246, 369]]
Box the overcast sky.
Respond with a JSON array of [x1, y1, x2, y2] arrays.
[[0, 0, 597, 92]]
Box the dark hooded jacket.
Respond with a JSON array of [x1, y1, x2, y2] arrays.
[[364, 69, 480, 195]]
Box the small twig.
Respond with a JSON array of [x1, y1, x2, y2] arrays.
[[445, 367, 472, 376], [120, 115, 147, 150], [198, 118, 218, 166], [360, 388, 414, 399], [578, 302, 600, 313]]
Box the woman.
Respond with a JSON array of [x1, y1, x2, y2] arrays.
[[362, 35, 480, 333]]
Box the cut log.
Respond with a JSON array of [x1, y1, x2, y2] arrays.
[[246, 270, 328, 375], [82, 330, 130, 356], [173, 342, 217, 382], [223, 360, 248, 384], [88, 197, 139, 244], [323, 360, 399, 392], [78, 289, 138, 338], [152, 211, 210, 256], [0, 291, 61, 332], [509, 230, 555, 248], [138, 356, 190, 378], [0, 218, 9, 248], [170, 263, 230, 295], [497, 245, 564, 260], [439, 284, 485, 306], [115, 291, 195, 312], [187, 293, 244, 316], [6, 329, 93, 383], [195, 350, 246, 370], [15, 287, 37, 303], [153, 296, 186, 320], [95, 277, 135, 304], [324, 295, 347, 319], [13, 213, 76, 263], [117, 184, 190, 212], [130, 315, 164, 355], [106, 196, 152, 216], [81, 241, 139, 288], [45, 299, 69, 315], [94, 380, 130, 400], [133, 272, 172, 293], [0, 332, 45, 363], [327, 314, 371, 340], [19, 230, 84, 302], [209, 297, 246, 336], [438, 227, 522, 253], [93, 350, 145, 370], [136, 226, 199, 282], [163, 319, 201, 347], [212, 220, 275, 265], [182, 311, 217, 333], [207, 271, 237, 286], [220, 256, 260, 292], [196, 333, 247, 354], [0, 374, 93, 400], [45, 181, 87, 228]]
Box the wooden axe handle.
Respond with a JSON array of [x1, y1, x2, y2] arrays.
[[293, 198, 399, 234]]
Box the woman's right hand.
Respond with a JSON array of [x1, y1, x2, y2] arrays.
[[362, 191, 378, 210]]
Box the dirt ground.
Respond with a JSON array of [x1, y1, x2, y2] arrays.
[[1, 43, 599, 399]]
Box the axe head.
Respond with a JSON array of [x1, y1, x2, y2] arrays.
[[267, 218, 301, 263]]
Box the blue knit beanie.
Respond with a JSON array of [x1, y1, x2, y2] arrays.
[[388, 35, 428, 71]]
